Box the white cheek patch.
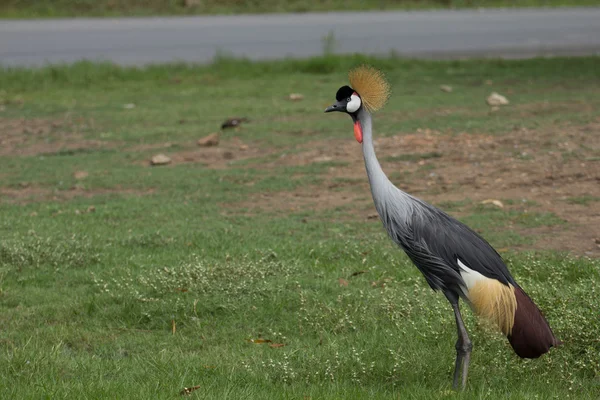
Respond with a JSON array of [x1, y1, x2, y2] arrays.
[[346, 94, 361, 113]]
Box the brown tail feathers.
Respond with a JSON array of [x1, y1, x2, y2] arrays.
[[507, 286, 561, 358]]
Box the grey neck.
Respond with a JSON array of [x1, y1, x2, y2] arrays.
[[358, 107, 414, 223], [358, 108, 391, 195]]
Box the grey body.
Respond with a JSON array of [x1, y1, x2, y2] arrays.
[[359, 108, 516, 299], [2, 8, 600, 67]]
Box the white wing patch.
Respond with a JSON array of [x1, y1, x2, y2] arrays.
[[457, 258, 488, 294], [346, 94, 361, 113]]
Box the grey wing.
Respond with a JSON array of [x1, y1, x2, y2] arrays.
[[380, 205, 464, 292], [411, 200, 517, 288]]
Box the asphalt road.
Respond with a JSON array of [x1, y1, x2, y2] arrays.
[[1, 8, 599, 67]]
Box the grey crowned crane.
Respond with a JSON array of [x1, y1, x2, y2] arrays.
[[324, 65, 561, 390]]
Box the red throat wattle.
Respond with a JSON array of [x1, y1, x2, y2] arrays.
[[353, 121, 363, 143]]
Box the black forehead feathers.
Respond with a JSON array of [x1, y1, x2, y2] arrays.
[[335, 85, 355, 101]]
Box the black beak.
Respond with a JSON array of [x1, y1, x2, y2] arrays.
[[324, 101, 346, 113]]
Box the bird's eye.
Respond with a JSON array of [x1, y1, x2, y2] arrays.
[[347, 97, 352, 102]]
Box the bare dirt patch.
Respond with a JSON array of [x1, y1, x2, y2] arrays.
[[134, 136, 274, 169], [0, 117, 110, 156], [227, 120, 600, 256]]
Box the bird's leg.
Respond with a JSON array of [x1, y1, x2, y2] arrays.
[[451, 301, 472, 391]]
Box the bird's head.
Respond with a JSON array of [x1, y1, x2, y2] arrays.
[[324, 65, 391, 144], [324, 85, 363, 142]]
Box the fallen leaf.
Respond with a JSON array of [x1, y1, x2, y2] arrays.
[[440, 85, 453, 93], [172, 319, 176, 335], [289, 93, 304, 101], [123, 103, 136, 109], [481, 199, 504, 208], [87, 205, 96, 213], [180, 385, 201, 395], [338, 278, 349, 287], [248, 338, 272, 344], [349, 270, 367, 277], [269, 343, 286, 348]]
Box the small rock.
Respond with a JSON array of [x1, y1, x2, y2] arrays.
[[73, 171, 88, 180], [239, 144, 249, 151], [485, 80, 493, 85], [197, 133, 220, 147], [151, 154, 171, 166], [29, 211, 38, 217], [486, 92, 509, 106], [289, 93, 304, 101], [123, 103, 136, 109], [87, 205, 96, 213], [222, 151, 234, 160], [440, 85, 453, 93]]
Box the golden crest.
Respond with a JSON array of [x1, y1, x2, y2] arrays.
[[348, 65, 391, 112]]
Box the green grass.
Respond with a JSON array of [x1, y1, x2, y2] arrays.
[[566, 195, 600, 206], [0, 0, 599, 18], [1, 55, 600, 399]]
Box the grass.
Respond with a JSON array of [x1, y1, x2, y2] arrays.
[[566, 195, 600, 206], [1, 54, 600, 399], [0, 0, 599, 18]]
